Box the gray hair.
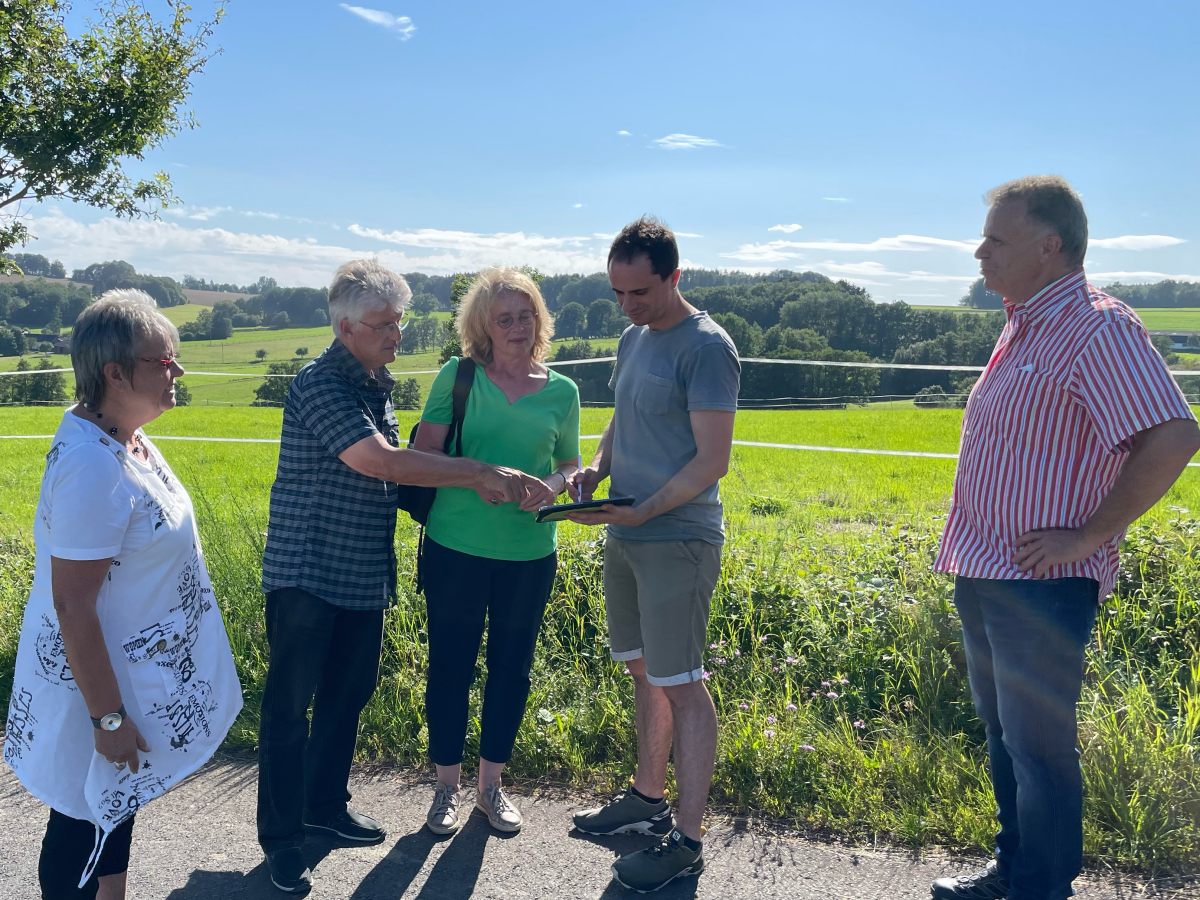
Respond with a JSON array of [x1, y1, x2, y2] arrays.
[[328, 259, 411, 338], [985, 175, 1088, 268], [72, 289, 179, 409]]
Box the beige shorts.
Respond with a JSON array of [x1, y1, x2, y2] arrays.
[[602, 536, 722, 686]]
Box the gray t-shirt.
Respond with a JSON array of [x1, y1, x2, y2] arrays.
[[607, 311, 740, 545]]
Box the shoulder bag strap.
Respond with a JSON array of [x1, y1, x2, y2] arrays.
[[445, 357, 476, 457]]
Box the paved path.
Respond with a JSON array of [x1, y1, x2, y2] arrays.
[[1, 757, 1194, 899]]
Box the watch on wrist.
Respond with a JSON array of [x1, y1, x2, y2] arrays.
[[90, 705, 127, 732]]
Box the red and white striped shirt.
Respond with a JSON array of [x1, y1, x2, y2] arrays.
[[935, 270, 1195, 597]]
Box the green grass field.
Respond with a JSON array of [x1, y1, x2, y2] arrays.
[[2, 405, 1199, 872], [912, 305, 1200, 332]]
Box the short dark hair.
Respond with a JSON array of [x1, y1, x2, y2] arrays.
[[608, 216, 680, 279], [986, 175, 1088, 268]]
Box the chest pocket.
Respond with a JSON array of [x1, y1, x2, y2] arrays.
[[637, 373, 677, 416]]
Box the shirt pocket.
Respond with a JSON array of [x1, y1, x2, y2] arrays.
[[637, 373, 676, 416], [121, 612, 192, 703]]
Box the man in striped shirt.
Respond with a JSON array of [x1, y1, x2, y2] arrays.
[[931, 177, 1199, 900]]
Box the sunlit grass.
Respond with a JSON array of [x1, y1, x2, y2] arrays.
[[1, 405, 1199, 872]]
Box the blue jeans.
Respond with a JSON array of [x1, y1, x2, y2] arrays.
[[954, 576, 1099, 900]]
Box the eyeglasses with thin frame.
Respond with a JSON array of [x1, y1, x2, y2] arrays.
[[138, 352, 182, 369], [492, 311, 537, 330], [357, 317, 408, 335]]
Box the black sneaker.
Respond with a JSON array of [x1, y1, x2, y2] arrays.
[[303, 808, 386, 843], [931, 860, 1009, 900], [265, 847, 312, 894]]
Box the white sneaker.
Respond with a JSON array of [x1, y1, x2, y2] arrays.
[[476, 781, 522, 833], [426, 782, 463, 835]]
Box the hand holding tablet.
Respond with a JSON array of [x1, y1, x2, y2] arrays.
[[535, 497, 635, 523]]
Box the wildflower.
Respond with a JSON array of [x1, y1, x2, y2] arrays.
[[739, 702, 749, 711], [766, 715, 776, 725], [764, 729, 776, 739], [853, 720, 865, 729], [800, 744, 816, 752], [786, 656, 797, 665], [785, 703, 797, 712], [701, 671, 711, 681], [733, 649, 741, 657], [757, 635, 767, 643], [839, 677, 849, 685], [821, 680, 831, 687], [810, 691, 819, 698], [825, 691, 839, 699]]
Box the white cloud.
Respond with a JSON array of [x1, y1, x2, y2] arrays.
[[572, 202, 584, 209], [652, 133, 723, 151], [813, 261, 975, 284], [721, 234, 976, 261], [1089, 235, 1186, 251], [339, 5, 416, 40], [675, 232, 704, 239], [768, 224, 803, 234], [1090, 270, 1200, 283], [163, 205, 233, 222], [822, 197, 852, 203], [616, 129, 631, 137], [20, 211, 609, 286]]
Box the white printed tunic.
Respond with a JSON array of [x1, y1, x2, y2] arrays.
[[4, 410, 242, 848]]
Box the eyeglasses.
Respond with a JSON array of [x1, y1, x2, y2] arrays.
[[492, 311, 537, 330], [357, 317, 408, 335], [139, 353, 181, 369]]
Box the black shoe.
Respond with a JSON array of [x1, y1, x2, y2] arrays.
[[303, 807, 386, 843], [931, 860, 1008, 900], [265, 847, 312, 894]]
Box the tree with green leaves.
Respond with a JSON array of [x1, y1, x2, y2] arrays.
[[253, 359, 304, 406], [0, 0, 226, 269], [391, 377, 422, 410]]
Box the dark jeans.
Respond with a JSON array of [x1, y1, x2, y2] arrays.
[[257, 587, 384, 852], [39, 809, 135, 899], [954, 576, 1099, 900], [422, 539, 557, 766]]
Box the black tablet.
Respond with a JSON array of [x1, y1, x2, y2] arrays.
[[535, 497, 635, 523]]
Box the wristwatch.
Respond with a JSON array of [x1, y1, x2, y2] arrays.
[[90, 705, 127, 732]]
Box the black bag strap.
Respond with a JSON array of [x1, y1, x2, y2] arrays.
[[444, 357, 476, 457]]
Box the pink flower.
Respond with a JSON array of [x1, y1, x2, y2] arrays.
[[766, 715, 777, 725], [853, 720, 866, 729], [785, 703, 797, 711], [800, 744, 816, 752], [764, 729, 776, 739], [739, 702, 749, 711], [825, 691, 839, 699]]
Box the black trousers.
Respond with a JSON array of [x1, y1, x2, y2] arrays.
[[422, 539, 557, 766], [256, 587, 383, 852], [39, 809, 135, 900]]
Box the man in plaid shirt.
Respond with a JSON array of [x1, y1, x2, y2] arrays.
[[931, 177, 1199, 900], [256, 260, 540, 894]]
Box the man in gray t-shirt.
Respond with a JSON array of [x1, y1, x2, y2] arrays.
[[568, 217, 739, 894]]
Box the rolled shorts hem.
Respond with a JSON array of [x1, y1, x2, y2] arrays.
[[611, 648, 644, 662], [646, 666, 706, 687]]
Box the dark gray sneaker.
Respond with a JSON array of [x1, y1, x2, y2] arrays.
[[931, 860, 1009, 899], [611, 828, 704, 893], [572, 787, 674, 836]]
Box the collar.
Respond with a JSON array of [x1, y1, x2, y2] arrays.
[[322, 339, 395, 389], [1003, 269, 1087, 327]]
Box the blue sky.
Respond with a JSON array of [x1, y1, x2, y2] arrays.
[[18, 0, 1200, 304]]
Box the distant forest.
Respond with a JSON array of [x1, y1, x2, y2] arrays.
[[2, 252, 1196, 405]]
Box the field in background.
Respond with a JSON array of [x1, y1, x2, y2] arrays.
[[911, 304, 1200, 332], [2, 404, 1199, 872]]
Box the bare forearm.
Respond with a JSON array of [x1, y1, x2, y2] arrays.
[[1081, 418, 1200, 545], [55, 601, 122, 718], [633, 455, 729, 523], [589, 420, 615, 482]]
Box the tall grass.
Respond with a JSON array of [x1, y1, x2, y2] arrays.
[[1, 407, 1198, 873]]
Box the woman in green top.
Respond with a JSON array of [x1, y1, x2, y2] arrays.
[[413, 268, 580, 835]]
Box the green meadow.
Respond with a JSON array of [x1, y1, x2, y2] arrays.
[[1, 404, 1199, 874], [912, 305, 1200, 333]]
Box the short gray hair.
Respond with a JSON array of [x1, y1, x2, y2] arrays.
[[985, 175, 1088, 268], [72, 289, 179, 409], [328, 259, 411, 338]]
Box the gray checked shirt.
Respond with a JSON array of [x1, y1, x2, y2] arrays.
[[262, 339, 400, 609]]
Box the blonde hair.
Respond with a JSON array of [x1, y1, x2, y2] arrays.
[[457, 268, 554, 364]]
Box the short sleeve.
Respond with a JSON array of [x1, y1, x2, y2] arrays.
[[46, 445, 136, 560], [681, 339, 741, 412], [608, 328, 632, 391], [294, 371, 382, 458], [553, 377, 581, 462], [421, 358, 460, 425], [1070, 317, 1196, 450]]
